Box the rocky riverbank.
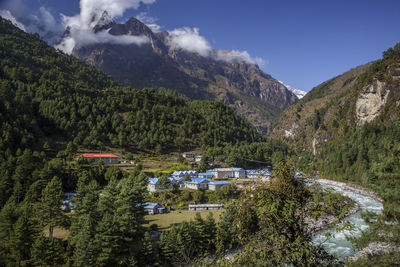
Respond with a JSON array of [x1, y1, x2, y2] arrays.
[[299, 176, 400, 263], [304, 203, 360, 235], [348, 242, 400, 262], [312, 178, 383, 203]]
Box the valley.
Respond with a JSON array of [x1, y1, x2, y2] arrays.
[[0, 2, 400, 265]]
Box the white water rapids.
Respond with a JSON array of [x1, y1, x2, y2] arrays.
[[307, 179, 383, 261]]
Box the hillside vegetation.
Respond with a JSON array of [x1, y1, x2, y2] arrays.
[[0, 15, 277, 207], [0, 17, 268, 265], [272, 62, 371, 151], [0, 17, 264, 156], [274, 42, 400, 264], [0, 17, 361, 266]]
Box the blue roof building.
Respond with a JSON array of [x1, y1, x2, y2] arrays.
[[183, 178, 210, 190], [172, 170, 198, 177], [141, 202, 166, 215], [148, 178, 160, 184], [208, 180, 229, 190], [198, 172, 215, 179], [208, 168, 246, 179]]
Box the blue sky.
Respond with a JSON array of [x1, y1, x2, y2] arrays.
[[2, 0, 400, 91]]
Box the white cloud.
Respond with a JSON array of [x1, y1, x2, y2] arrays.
[[0, 9, 26, 31], [1, 0, 265, 66], [165, 26, 265, 66], [55, 27, 149, 54], [24, 7, 65, 44], [167, 27, 212, 57], [136, 11, 157, 24], [0, 1, 65, 44], [215, 50, 265, 66], [55, 0, 156, 54], [79, 0, 156, 29], [147, 23, 162, 33]]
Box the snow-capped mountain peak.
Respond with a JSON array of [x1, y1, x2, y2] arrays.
[[278, 81, 307, 99]]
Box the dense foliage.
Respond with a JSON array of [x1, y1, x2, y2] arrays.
[[0, 17, 262, 156], [213, 162, 337, 266], [0, 17, 360, 266], [314, 43, 400, 221], [148, 183, 241, 208], [0, 16, 262, 230], [0, 18, 263, 266], [143, 163, 343, 266], [294, 42, 400, 264]]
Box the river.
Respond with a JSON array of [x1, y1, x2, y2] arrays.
[[306, 178, 383, 261]]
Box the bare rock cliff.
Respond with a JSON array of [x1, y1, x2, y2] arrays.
[[356, 80, 390, 126]]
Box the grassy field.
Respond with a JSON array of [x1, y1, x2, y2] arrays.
[[41, 210, 224, 240], [144, 209, 224, 231], [43, 227, 70, 240]]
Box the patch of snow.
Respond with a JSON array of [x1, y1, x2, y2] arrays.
[[278, 80, 307, 99]]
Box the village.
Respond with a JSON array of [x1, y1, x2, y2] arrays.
[[71, 152, 272, 218]]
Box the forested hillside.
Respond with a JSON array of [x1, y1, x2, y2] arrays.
[[0, 17, 267, 265], [0, 17, 262, 157], [274, 42, 400, 265], [0, 14, 266, 205], [0, 17, 341, 266], [315, 43, 400, 218]]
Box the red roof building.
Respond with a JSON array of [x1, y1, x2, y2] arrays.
[[78, 153, 120, 164]]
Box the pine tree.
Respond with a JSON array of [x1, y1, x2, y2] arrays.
[[160, 232, 174, 266], [69, 174, 100, 267], [94, 212, 120, 266], [35, 176, 66, 240], [204, 212, 217, 252], [0, 200, 18, 263], [192, 212, 207, 252], [140, 232, 156, 266], [8, 204, 37, 266], [31, 235, 64, 267]]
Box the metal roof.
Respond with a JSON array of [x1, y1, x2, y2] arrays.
[[143, 202, 164, 209], [184, 178, 210, 184], [80, 153, 119, 158], [209, 181, 229, 185], [148, 178, 159, 184]]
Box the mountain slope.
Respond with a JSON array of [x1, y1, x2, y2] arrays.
[[272, 41, 400, 210], [272, 43, 400, 264], [271, 62, 372, 151], [70, 17, 298, 134], [0, 17, 263, 159]]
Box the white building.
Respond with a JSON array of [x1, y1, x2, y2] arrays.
[[147, 177, 184, 192], [198, 172, 215, 179], [147, 178, 165, 192], [182, 151, 196, 159], [208, 181, 229, 190], [189, 204, 224, 211], [77, 153, 120, 164], [183, 178, 210, 190], [142, 202, 166, 214], [208, 168, 245, 179], [172, 170, 198, 178], [246, 170, 271, 179]]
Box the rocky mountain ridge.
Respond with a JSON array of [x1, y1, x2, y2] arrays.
[[272, 43, 400, 155], [71, 16, 298, 134]]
